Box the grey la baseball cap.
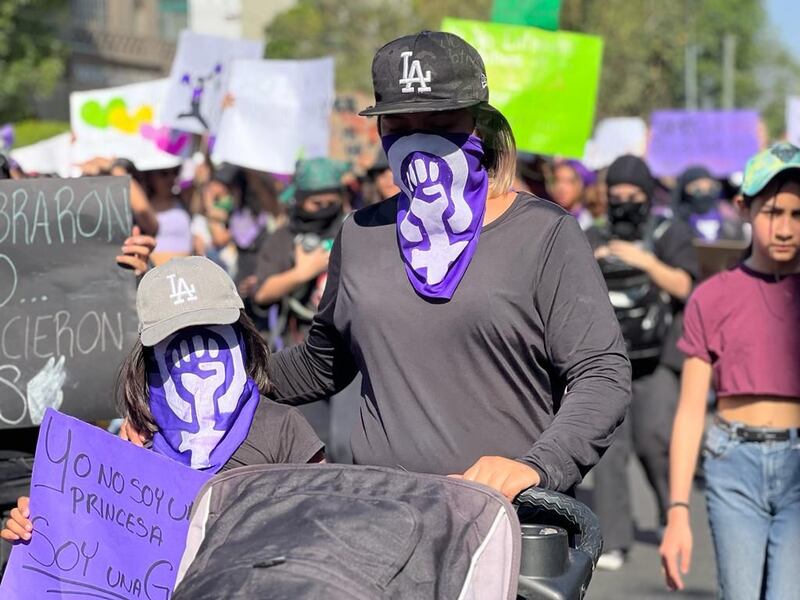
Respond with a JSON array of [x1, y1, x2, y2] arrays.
[[137, 257, 243, 347]]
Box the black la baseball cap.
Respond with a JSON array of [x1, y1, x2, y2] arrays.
[[360, 31, 492, 116]]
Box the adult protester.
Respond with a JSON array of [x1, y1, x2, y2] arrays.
[[109, 158, 160, 237], [78, 156, 160, 237], [203, 163, 276, 285], [364, 148, 401, 205], [251, 157, 350, 341], [549, 159, 596, 230], [124, 31, 631, 503], [674, 166, 744, 242], [0, 154, 12, 180], [660, 144, 800, 599], [187, 160, 236, 276], [249, 157, 350, 447], [144, 166, 193, 266], [586, 155, 699, 570], [585, 167, 609, 225]]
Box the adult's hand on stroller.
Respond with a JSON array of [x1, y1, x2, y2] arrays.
[[119, 419, 147, 447], [451, 456, 540, 501], [659, 516, 693, 591], [1, 496, 32, 542]]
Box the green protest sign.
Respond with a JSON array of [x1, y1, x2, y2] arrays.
[[442, 18, 603, 158], [491, 0, 562, 31]]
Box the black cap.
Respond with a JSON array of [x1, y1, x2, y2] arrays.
[[677, 165, 712, 190], [606, 155, 655, 198], [360, 31, 491, 116]]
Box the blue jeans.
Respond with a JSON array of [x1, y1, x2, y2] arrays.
[[703, 421, 800, 600]]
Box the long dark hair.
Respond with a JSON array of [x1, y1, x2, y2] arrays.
[[116, 311, 271, 437]]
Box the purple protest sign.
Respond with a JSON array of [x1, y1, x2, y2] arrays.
[[647, 110, 762, 177], [0, 409, 212, 600]]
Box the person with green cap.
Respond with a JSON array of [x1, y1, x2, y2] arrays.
[[659, 143, 800, 599], [247, 157, 351, 449], [250, 157, 351, 334]]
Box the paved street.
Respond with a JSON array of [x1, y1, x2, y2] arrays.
[[581, 463, 717, 599]]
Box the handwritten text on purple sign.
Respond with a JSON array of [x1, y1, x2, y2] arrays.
[[0, 409, 212, 599]]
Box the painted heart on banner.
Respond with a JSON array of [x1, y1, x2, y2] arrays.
[[140, 124, 190, 155], [80, 97, 125, 128], [108, 104, 154, 134], [80, 97, 155, 133]]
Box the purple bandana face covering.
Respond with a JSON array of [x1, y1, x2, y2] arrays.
[[147, 324, 259, 472], [689, 209, 723, 242], [382, 132, 489, 300]]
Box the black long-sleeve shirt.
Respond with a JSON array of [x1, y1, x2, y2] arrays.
[[269, 193, 631, 492]]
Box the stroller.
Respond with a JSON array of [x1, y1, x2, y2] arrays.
[[173, 464, 601, 600]]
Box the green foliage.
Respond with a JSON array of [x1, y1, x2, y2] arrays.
[[264, 0, 799, 137], [560, 0, 768, 117], [752, 37, 800, 139], [0, 0, 67, 122], [264, 0, 491, 92], [12, 119, 70, 148]]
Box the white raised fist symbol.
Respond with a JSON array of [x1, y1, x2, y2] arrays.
[[402, 157, 469, 285], [27, 356, 67, 425], [156, 326, 247, 469]]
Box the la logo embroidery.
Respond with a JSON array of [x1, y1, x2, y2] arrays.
[[167, 273, 198, 305], [399, 51, 432, 94]]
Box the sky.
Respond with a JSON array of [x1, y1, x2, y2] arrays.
[[766, 0, 800, 59]]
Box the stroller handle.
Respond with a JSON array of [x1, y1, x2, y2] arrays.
[[514, 487, 603, 567]]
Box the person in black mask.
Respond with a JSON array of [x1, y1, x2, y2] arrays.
[[0, 154, 12, 180], [251, 157, 350, 343], [249, 158, 350, 450], [585, 155, 699, 571], [674, 166, 744, 242]]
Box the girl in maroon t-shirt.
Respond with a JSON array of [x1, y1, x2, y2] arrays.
[[659, 143, 800, 600]]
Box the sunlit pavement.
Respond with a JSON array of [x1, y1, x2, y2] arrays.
[[580, 463, 717, 599]]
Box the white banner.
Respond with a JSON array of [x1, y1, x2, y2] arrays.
[[161, 30, 263, 135], [786, 96, 800, 147], [188, 0, 242, 39], [11, 133, 75, 178], [212, 57, 335, 174], [583, 117, 647, 171], [70, 79, 185, 171]]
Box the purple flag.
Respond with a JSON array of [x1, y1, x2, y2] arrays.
[[0, 409, 212, 599], [647, 110, 762, 177], [0, 123, 14, 150]]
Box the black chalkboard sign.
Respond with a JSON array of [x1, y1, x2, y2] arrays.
[[0, 176, 137, 428]]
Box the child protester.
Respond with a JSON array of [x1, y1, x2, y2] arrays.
[[659, 143, 800, 599], [1, 257, 323, 543]]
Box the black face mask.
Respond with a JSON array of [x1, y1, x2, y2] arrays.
[[607, 197, 650, 241], [686, 191, 718, 215], [291, 202, 343, 235]]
